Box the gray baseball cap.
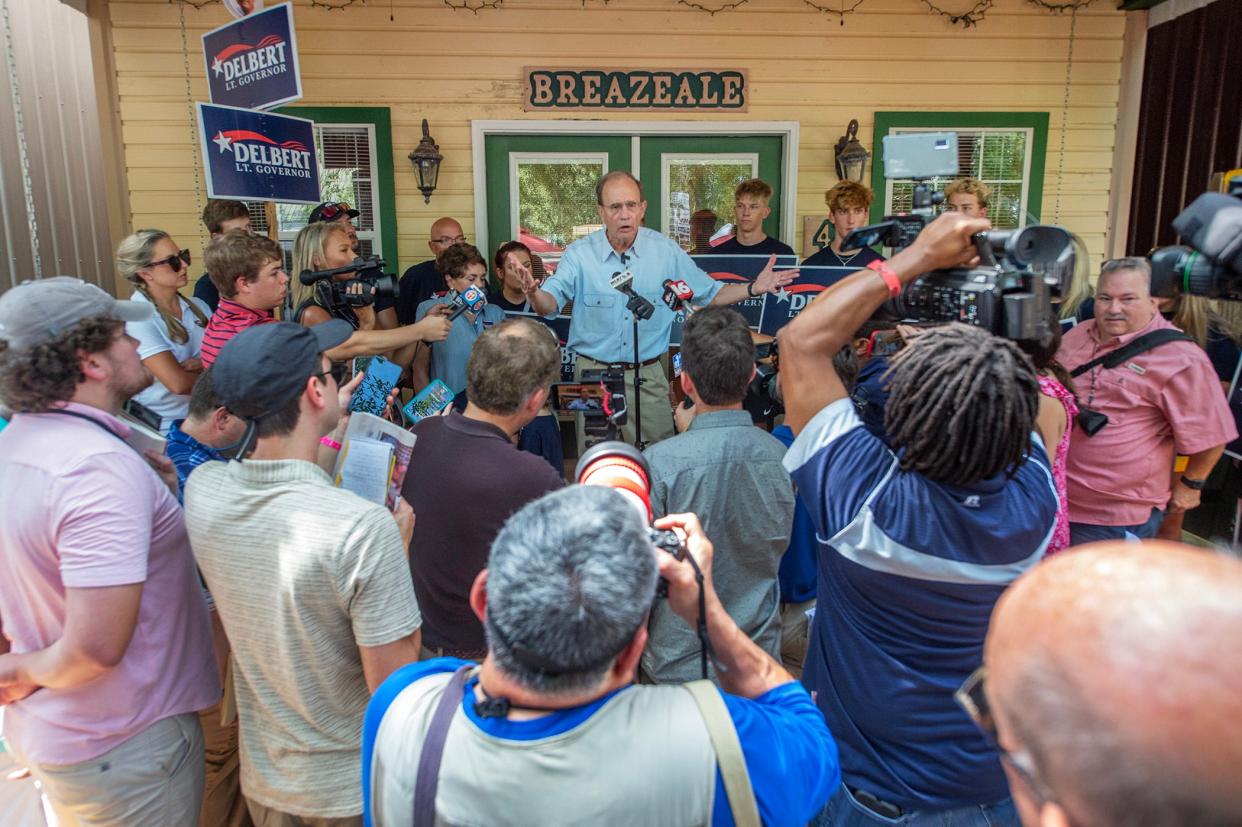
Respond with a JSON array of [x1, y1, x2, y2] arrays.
[[0, 276, 152, 350]]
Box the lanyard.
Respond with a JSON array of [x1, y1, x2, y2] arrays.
[[40, 409, 126, 444]]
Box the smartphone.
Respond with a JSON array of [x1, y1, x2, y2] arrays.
[[123, 398, 162, 431], [352, 355, 374, 380], [348, 355, 403, 417], [672, 352, 683, 378], [867, 330, 905, 359], [402, 379, 455, 424]]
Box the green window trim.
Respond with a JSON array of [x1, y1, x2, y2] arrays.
[[869, 111, 1049, 225], [276, 106, 398, 271]]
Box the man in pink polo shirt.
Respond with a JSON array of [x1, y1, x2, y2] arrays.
[[1058, 258, 1236, 545], [0, 277, 220, 826]]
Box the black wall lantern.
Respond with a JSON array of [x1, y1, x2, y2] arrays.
[[833, 119, 870, 184], [408, 119, 443, 204]]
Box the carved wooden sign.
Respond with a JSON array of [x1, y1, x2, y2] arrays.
[[523, 68, 748, 112]]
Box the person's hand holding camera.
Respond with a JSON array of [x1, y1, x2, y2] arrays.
[[887, 211, 992, 280], [412, 304, 452, 343], [653, 512, 718, 623]]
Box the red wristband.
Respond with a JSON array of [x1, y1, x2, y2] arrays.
[[867, 259, 902, 298], [319, 436, 342, 451]]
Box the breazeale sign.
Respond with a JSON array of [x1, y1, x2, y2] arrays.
[[202, 1, 301, 110], [523, 68, 747, 112], [197, 103, 319, 204]]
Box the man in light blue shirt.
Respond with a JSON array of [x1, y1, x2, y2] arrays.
[[523, 170, 797, 445]]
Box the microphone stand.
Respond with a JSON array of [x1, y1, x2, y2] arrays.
[[624, 296, 655, 449]]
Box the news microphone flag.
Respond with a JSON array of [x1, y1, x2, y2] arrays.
[[448, 285, 487, 321]]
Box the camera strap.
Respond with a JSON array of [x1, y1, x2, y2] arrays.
[[1069, 329, 1194, 378]]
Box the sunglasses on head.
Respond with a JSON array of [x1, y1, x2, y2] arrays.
[[149, 249, 191, 271], [319, 203, 353, 222]]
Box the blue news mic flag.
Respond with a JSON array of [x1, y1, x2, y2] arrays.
[[197, 103, 320, 204], [202, 2, 302, 111]]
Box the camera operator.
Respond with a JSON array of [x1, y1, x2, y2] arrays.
[[778, 211, 1059, 825], [289, 222, 453, 366], [1057, 257, 1235, 544], [362, 486, 839, 827]]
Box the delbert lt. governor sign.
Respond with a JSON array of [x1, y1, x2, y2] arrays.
[[524, 68, 748, 111]]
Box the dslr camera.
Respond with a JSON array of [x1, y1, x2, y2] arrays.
[[844, 132, 1075, 346], [299, 255, 400, 310], [1149, 181, 1242, 301]]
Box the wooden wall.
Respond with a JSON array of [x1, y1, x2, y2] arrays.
[[105, 0, 1129, 274]]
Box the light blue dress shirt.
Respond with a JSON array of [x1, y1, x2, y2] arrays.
[[541, 227, 723, 363], [415, 297, 506, 393]]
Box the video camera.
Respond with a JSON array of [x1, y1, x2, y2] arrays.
[[1149, 182, 1242, 301], [549, 367, 628, 448], [843, 132, 1074, 345], [299, 255, 399, 309]]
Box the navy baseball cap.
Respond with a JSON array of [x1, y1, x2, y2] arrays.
[[212, 320, 352, 420]]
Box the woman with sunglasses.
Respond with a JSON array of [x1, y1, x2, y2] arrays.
[[116, 229, 211, 432]]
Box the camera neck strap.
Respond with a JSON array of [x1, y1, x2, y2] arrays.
[[1070, 329, 1194, 378]]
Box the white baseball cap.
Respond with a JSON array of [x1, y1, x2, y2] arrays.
[[0, 277, 152, 350]]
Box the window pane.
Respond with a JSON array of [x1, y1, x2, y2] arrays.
[[666, 159, 752, 251], [516, 160, 605, 252]]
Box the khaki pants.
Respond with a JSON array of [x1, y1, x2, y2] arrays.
[[575, 356, 674, 453], [198, 700, 251, 827], [9, 713, 204, 827], [244, 798, 361, 827], [780, 599, 816, 679]]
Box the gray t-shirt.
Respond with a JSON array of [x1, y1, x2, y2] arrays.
[[642, 410, 795, 683], [185, 458, 421, 817]]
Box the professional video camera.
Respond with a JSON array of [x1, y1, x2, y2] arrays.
[[299, 255, 399, 309], [549, 367, 628, 448], [843, 132, 1074, 345], [1149, 182, 1242, 301]]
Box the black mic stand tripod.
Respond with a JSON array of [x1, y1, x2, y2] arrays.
[[624, 293, 655, 450]]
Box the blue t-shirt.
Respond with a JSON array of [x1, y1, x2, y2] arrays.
[[771, 425, 816, 604], [164, 419, 224, 500], [783, 398, 1057, 811], [415, 297, 506, 394], [362, 658, 840, 827]]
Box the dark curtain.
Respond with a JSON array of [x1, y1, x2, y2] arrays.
[[1127, 0, 1242, 256]]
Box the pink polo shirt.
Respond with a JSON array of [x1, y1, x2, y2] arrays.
[[0, 403, 219, 765], [1058, 314, 1237, 526]]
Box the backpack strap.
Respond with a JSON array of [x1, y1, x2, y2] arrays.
[[1070, 329, 1195, 378], [412, 665, 473, 827], [681, 680, 760, 827]]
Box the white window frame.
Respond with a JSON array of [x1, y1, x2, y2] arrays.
[[507, 152, 610, 242], [659, 152, 759, 239], [883, 126, 1036, 228]]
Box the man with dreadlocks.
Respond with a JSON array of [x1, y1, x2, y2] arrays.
[[777, 212, 1059, 827]]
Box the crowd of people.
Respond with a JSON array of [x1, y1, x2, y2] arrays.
[[1, 169, 1241, 827]]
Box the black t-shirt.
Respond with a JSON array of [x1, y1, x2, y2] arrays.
[[397, 260, 442, 325], [401, 413, 564, 652], [801, 245, 885, 269], [711, 235, 796, 257], [487, 290, 531, 313], [194, 274, 220, 313]]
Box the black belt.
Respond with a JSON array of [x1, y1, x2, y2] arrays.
[[580, 354, 662, 370], [850, 788, 904, 819]]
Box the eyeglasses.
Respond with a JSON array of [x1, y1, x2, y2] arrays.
[[955, 666, 1056, 805], [318, 203, 354, 222], [149, 249, 191, 271], [431, 235, 467, 246], [313, 362, 350, 385]]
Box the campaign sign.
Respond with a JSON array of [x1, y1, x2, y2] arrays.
[[755, 264, 859, 336], [203, 2, 301, 111], [507, 311, 576, 382], [198, 103, 319, 204]]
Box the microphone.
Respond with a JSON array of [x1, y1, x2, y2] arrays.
[[662, 279, 694, 312], [611, 269, 655, 322], [447, 285, 487, 321]]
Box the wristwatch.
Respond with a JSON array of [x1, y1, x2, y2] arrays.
[[1179, 476, 1207, 490], [746, 281, 757, 298]]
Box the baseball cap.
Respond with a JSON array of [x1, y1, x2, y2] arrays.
[[212, 320, 353, 420], [308, 201, 360, 223], [0, 276, 152, 350]]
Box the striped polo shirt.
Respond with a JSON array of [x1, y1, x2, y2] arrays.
[[201, 299, 275, 368], [784, 397, 1057, 812]]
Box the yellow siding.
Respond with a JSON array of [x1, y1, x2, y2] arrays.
[[107, 0, 1128, 273]]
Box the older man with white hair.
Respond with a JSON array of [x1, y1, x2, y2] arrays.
[[362, 485, 840, 827]]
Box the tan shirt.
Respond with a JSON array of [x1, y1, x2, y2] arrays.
[[186, 459, 421, 817]]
